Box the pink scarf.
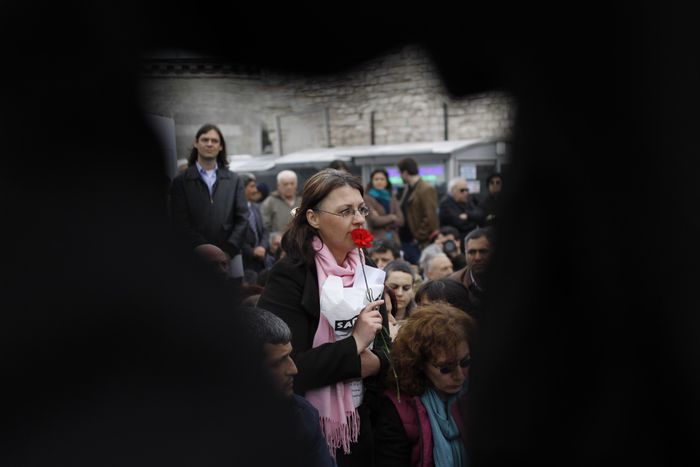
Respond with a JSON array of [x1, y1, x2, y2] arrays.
[[306, 236, 361, 457]]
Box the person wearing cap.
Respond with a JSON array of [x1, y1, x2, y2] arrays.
[[241, 173, 270, 273]]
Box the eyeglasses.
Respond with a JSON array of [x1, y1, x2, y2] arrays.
[[431, 355, 471, 374], [315, 205, 370, 219], [458, 188, 469, 193]]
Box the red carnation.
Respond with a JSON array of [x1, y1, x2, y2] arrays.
[[351, 228, 374, 249]]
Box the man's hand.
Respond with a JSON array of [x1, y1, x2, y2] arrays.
[[253, 246, 266, 258]]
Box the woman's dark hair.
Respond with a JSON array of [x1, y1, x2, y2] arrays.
[[328, 160, 350, 172], [384, 258, 417, 317], [366, 168, 393, 192], [383, 259, 415, 282], [187, 123, 229, 169], [415, 278, 472, 314], [383, 285, 398, 317], [281, 168, 364, 266]]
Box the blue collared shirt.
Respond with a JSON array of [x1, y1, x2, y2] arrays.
[[196, 161, 218, 196]]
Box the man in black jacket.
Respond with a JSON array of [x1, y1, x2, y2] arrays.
[[169, 123, 249, 280]]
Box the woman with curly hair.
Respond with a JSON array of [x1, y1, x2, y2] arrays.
[[374, 303, 475, 467]]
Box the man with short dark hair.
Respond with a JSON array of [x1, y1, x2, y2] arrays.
[[242, 308, 335, 467], [448, 227, 494, 317], [397, 157, 439, 265], [368, 238, 401, 270]]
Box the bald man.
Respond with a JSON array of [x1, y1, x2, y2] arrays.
[[194, 243, 231, 277]]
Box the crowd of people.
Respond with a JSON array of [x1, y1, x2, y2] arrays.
[[167, 122, 503, 466]]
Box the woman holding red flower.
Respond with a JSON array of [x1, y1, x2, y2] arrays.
[[258, 168, 391, 466]]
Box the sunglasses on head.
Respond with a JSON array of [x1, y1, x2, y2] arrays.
[[432, 355, 471, 374]]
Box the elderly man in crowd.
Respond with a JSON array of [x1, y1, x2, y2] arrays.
[[261, 170, 301, 235], [439, 177, 485, 249]]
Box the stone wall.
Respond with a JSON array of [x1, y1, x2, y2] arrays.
[[140, 45, 515, 159]]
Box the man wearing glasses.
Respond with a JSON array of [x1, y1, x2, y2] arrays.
[[439, 177, 485, 250]]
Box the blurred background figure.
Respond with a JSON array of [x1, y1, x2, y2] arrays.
[[480, 172, 502, 227], [241, 172, 269, 274], [424, 253, 454, 281], [256, 182, 270, 204], [415, 278, 473, 315], [368, 238, 401, 270], [328, 160, 351, 173], [439, 177, 484, 249], [397, 158, 438, 265], [364, 168, 404, 244], [262, 170, 301, 234]]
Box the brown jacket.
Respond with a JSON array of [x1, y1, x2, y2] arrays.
[[400, 179, 439, 246], [364, 192, 404, 243]]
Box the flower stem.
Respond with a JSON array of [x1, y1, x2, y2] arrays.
[[360, 247, 400, 402]]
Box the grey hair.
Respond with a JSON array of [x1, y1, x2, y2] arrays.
[[241, 307, 292, 346], [464, 226, 494, 248], [447, 177, 467, 193], [426, 253, 450, 273], [277, 170, 297, 184], [241, 172, 256, 186]]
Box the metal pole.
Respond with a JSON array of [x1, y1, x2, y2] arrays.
[[370, 111, 375, 145], [275, 115, 284, 155], [325, 107, 331, 147], [443, 102, 449, 141]]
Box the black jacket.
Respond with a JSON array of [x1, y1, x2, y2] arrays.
[[257, 255, 391, 396], [439, 195, 485, 238], [169, 165, 249, 257], [241, 201, 269, 272]]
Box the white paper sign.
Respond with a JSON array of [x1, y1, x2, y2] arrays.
[[318, 264, 386, 407]]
